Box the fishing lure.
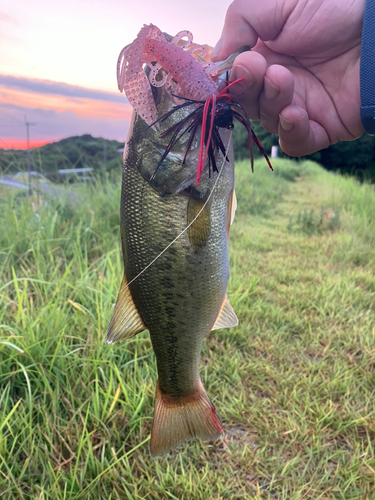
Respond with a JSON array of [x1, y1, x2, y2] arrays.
[[117, 24, 273, 185], [149, 78, 273, 184]]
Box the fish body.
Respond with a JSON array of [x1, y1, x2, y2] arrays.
[[107, 25, 238, 456]]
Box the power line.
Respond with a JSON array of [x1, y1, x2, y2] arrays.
[[0, 107, 24, 125]]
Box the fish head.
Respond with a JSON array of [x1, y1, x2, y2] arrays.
[[129, 78, 205, 196]]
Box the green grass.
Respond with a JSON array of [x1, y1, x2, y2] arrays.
[[1, 159, 375, 499]]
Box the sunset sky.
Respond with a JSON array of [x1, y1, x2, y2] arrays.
[[0, 0, 232, 149]]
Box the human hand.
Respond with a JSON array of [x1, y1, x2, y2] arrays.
[[211, 0, 366, 156]]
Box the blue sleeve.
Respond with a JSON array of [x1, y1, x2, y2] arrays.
[[360, 0, 375, 135]]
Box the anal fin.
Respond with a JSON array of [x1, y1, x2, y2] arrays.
[[105, 275, 146, 344], [211, 294, 238, 331]]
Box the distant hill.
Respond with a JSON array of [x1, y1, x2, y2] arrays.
[[0, 135, 123, 175]]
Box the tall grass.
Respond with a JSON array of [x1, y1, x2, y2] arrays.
[[1, 160, 375, 499]]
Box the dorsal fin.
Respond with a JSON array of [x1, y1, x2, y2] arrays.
[[211, 294, 238, 331], [105, 275, 147, 344]]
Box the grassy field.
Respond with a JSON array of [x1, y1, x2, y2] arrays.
[[0, 158, 375, 499]]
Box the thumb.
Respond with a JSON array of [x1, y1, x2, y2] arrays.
[[212, 0, 292, 61]]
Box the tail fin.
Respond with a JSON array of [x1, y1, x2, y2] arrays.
[[150, 379, 223, 456]]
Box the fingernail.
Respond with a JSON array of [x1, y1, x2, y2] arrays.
[[264, 77, 280, 100], [211, 37, 223, 61], [279, 114, 294, 132], [260, 112, 268, 125]]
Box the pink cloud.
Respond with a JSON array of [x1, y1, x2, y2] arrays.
[[0, 75, 131, 149], [0, 12, 14, 23]]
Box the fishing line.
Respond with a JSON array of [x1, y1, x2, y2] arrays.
[[99, 132, 232, 317]]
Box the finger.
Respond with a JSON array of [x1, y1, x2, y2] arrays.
[[278, 105, 331, 156], [229, 51, 267, 119], [211, 0, 290, 61], [259, 65, 295, 134], [211, 3, 258, 61]]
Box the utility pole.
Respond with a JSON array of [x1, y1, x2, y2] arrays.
[[25, 115, 36, 195]]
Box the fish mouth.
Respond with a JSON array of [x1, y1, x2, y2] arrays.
[[137, 137, 199, 197]]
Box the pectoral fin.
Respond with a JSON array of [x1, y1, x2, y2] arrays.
[[229, 190, 237, 225], [187, 189, 210, 251], [226, 189, 237, 236], [105, 275, 146, 344], [211, 294, 238, 331]]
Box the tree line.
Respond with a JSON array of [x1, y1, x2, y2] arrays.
[[233, 122, 375, 182]]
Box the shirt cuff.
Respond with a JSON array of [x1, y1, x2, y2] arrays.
[[360, 0, 375, 135]]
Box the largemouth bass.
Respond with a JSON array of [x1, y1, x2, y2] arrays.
[[107, 24, 242, 456]]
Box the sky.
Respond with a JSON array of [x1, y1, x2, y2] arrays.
[[0, 0, 232, 149]]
